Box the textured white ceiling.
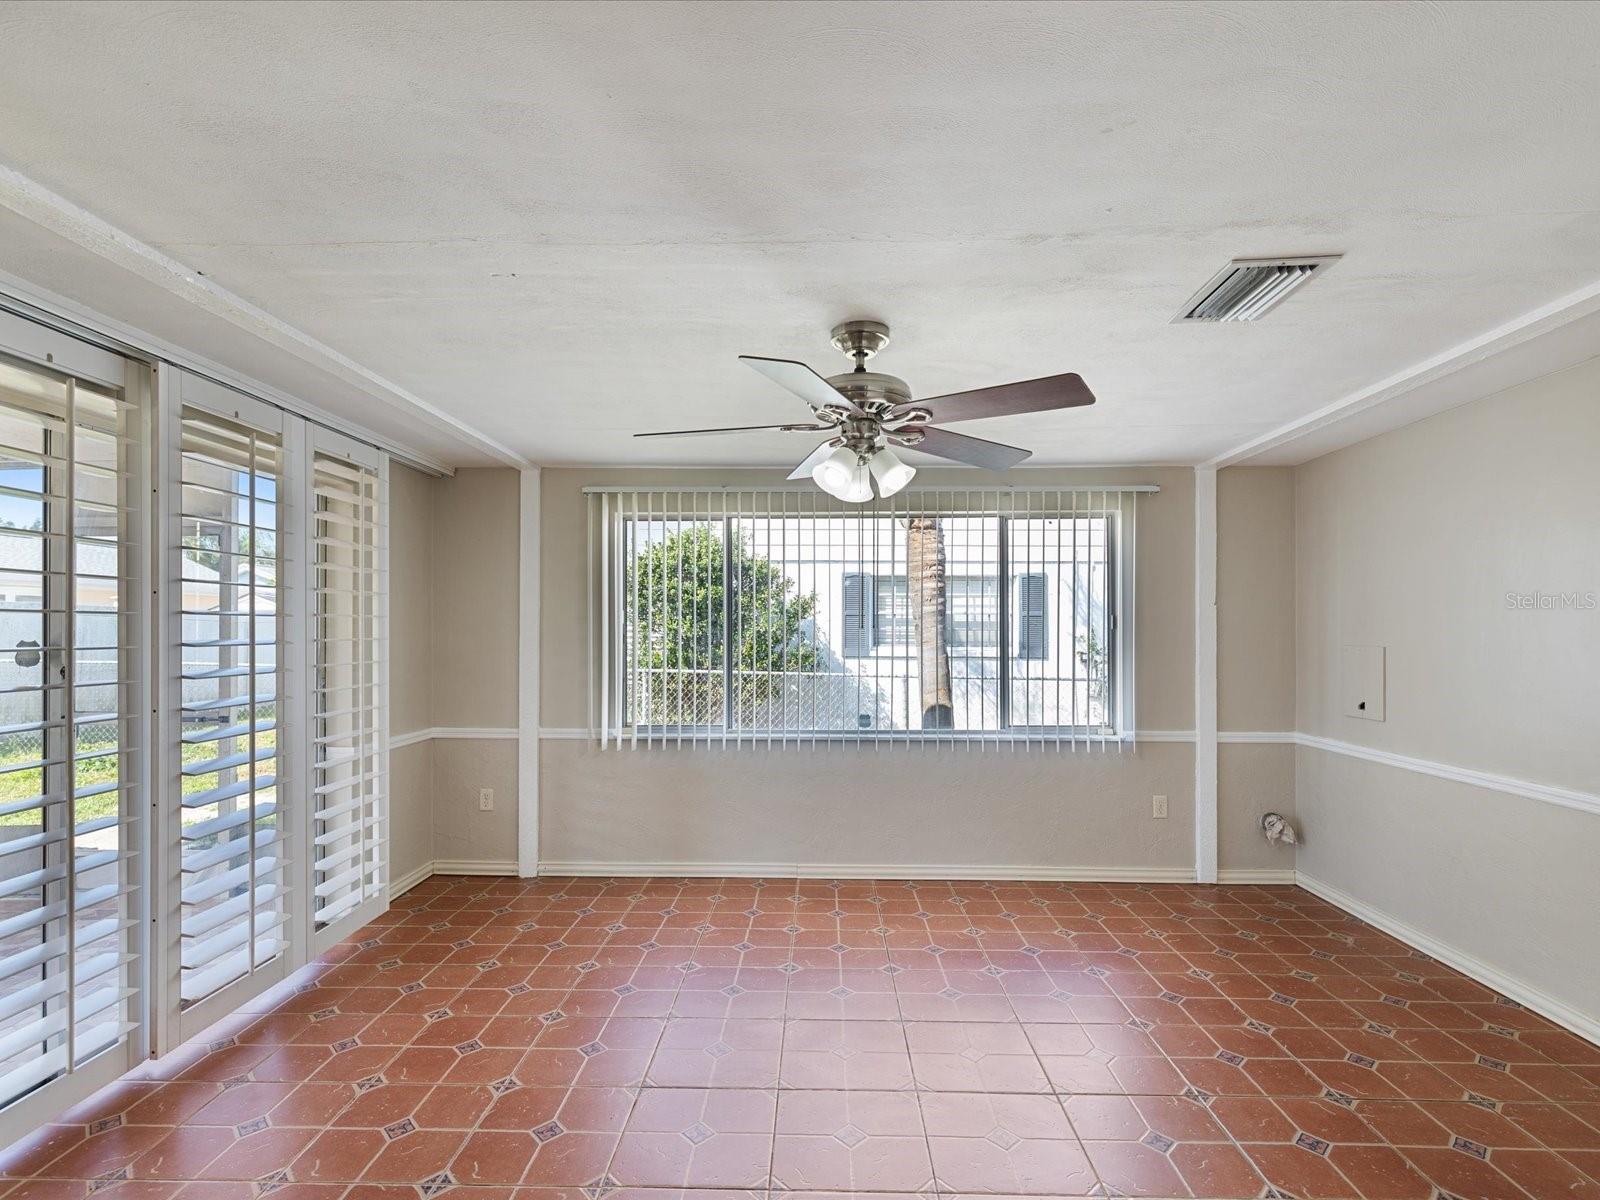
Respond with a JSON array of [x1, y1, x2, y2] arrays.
[[0, 1, 1597, 467]]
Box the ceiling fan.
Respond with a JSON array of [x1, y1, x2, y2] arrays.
[[634, 321, 1096, 502]]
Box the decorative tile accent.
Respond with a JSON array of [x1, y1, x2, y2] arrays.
[[236, 1117, 270, 1137], [985, 1127, 1021, 1151], [1216, 1050, 1246, 1067], [419, 1171, 458, 1197], [383, 1118, 416, 1141], [1451, 1135, 1489, 1160], [532, 1120, 565, 1143], [1477, 1055, 1509, 1072], [1140, 1131, 1176, 1154], [1294, 1131, 1331, 1156], [681, 1121, 714, 1145], [578, 1041, 606, 1057], [87, 1170, 130, 1195], [255, 1168, 291, 1195]]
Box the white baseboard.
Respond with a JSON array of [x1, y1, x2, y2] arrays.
[[536, 861, 1199, 883], [397, 859, 1296, 888], [435, 859, 521, 876], [1217, 868, 1297, 884], [1295, 871, 1600, 1047], [388, 859, 524, 900], [388, 861, 435, 900]]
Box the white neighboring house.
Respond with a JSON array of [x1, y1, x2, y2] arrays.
[[629, 514, 1113, 735]]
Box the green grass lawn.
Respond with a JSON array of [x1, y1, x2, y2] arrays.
[[0, 730, 278, 827]]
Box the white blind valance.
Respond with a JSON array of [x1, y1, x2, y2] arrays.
[[585, 486, 1153, 750]]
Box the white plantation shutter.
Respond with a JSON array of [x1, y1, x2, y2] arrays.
[[174, 406, 286, 1007], [0, 346, 143, 1113], [309, 440, 386, 938]]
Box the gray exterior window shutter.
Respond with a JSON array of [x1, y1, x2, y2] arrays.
[[1017, 572, 1048, 660], [842, 572, 873, 658]]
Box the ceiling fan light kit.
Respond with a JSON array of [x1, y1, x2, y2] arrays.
[[634, 319, 1098, 502]]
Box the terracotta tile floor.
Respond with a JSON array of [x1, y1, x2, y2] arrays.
[[4, 876, 1599, 1199]]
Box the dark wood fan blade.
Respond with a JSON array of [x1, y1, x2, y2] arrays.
[[898, 426, 1032, 470], [634, 423, 828, 439], [894, 372, 1094, 424], [787, 439, 840, 480], [740, 356, 863, 414]]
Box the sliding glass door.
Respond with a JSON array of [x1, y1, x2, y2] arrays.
[[0, 315, 146, 1139], [171, 398, 287, 1021], [308, 431, 387, 948]]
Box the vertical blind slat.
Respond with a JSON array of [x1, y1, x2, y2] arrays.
[[587, 487, 1143, 746]]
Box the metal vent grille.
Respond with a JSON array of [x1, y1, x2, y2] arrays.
[[1176, 255, 1339, 322]]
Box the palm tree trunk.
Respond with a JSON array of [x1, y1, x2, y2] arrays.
[[906, 516, 953, 729]]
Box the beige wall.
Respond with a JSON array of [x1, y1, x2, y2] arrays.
[[387, 464, 522, 873], [1293, 356, 1600, 1026], [534, 464, 1301, 875], [387, 464, 435, 884], [1218, 467, 1295, 732], [1215, 466, 1298, 875]]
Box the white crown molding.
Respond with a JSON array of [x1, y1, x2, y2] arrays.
[[1295, 872, 1600, 1047], [1210, 277, 1600, 467], [0, 161, 528, 470]]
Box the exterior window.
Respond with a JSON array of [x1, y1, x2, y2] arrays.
[[601, 494, 1136, 742]]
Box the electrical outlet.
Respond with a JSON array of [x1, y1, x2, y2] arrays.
[[1152, 794, 1168, 819], [478, 788, 494, 812]]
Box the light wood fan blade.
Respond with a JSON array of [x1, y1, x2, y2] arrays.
[[786, 440, 841, 480], [898, 426, 1031, 469], [634, 423, 829, 439], [894, 372, 1094, 424], [739, 356, 864, 414]]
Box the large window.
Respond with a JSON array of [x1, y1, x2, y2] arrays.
[[592, 489, 1142, 744]]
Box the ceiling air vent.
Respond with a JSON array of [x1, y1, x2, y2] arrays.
[[1175, 255, 1340, 322]]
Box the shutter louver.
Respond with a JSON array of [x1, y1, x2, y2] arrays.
[[1016, 572, 1048, 660], [0, 353, 141, 1107], [176, 409, 284, 1006], [310, 450, 385, 931], [841, 572, 872, 658]]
